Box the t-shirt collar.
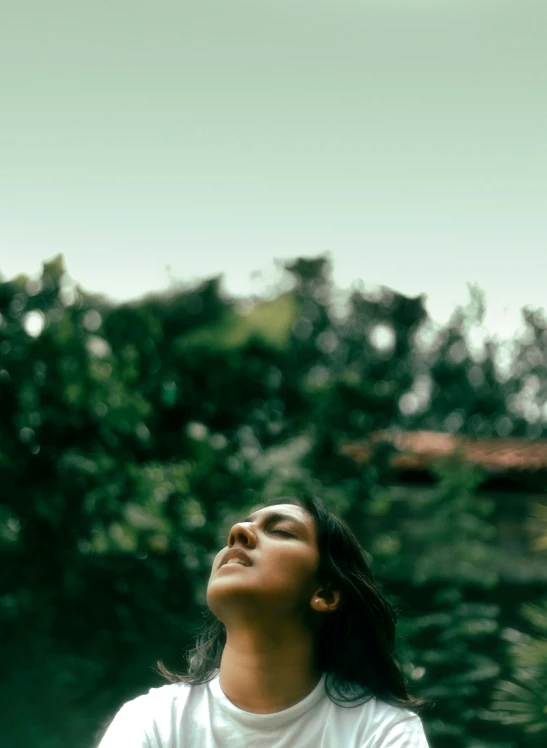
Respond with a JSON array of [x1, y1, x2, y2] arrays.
[[209, 671, 327, 727]]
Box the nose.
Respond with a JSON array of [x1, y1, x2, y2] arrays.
[[227, 521, 257, 549]]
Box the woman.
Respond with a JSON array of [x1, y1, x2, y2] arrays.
[[99, 495, 429, 747]]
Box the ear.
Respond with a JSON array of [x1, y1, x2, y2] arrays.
[[310, 581, 342, 614]]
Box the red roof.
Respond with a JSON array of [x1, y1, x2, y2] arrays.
[[340, 431, 547, 472]]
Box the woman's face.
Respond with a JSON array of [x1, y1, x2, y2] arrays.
[[207, 503, 322, 620]]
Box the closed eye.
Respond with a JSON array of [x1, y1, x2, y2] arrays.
[[269, 527, 295, 538]]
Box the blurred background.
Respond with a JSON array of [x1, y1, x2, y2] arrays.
[[1, 1, 546, 747]]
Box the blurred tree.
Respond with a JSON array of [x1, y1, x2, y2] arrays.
[[0, 253, 545, 748], [492, 601, 547, 745], [413, 287, 547, 440], [491, 500, 547, 745], [369, 458, 516, 748]]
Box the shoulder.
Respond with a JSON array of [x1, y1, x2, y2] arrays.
[[124, 681, 195, 714], [145, 681, 196, 705], [359, 699, 428, 747], [98, 682, 199, 747], [327, 695, 427, 747]]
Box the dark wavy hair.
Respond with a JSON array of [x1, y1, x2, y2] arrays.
[[158, 494, 427, 711]]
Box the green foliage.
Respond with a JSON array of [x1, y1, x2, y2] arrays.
[[370, 462, 508, 747], [0, 254, 546, 748], [492, 601, 547, 743], [490, 492, 547, 745]]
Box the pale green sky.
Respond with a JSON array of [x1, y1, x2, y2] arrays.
[[1, 0, 546, 335]]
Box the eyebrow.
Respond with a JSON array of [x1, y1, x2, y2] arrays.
[[242, 510, 308, 532]]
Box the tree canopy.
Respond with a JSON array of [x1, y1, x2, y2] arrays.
[[0, 255, 546, 748]]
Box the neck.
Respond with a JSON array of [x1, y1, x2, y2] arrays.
[[218, 619, 321, 714]]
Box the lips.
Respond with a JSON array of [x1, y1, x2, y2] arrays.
[[220, 548, 252, 568]]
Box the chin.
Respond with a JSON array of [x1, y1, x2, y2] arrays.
[[206, 578, 260, 615]]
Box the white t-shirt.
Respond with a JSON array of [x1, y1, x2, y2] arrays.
[[98, 673, 429, 747]]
